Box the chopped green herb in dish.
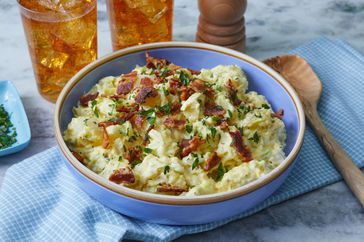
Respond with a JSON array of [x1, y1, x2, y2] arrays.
[[0, 104, 17, 149]]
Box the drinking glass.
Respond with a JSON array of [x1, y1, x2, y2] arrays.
[[106, 0, 173, 51], [18, 0, 98, 102]]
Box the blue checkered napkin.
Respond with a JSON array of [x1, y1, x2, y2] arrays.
[[1, 38, 364, 242]]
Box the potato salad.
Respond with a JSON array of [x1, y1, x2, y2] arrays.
[[64, 53, 286, 196]]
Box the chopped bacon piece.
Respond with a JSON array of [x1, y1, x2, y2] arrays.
[[117, 81, 133, 95], [109, 167, 135, 184], [143, 125, 154, 145], [72, 151, 86, 165], [180, 86, 194, 101], [116, 103, 139, 113], [98, 120, 118, 128], [219, 120, 229, 130], [204, 152, 221, 171], [134, 114, 144, 128], [227, 79, 242, 106], [181, 136, 203, 157], [229, 131, 252, 162], [101, 126, 110, 149], [154, 76, 166, 84], [204, 87, 216, 99], [140, 77, 154, 87], [98, 113, 135, 129], [145, 52, 169, 69], [189, 79, 215, 98], [190, 79, 206, 92], [187, 68, 200, 75], [116, 71, 137, 95], [120, 112, 136, 122], [168, 79, 180, 95], [276, 109, 284, 119], [181, 138, 190, 149], [123, 71, 138, 78], [154, 69, 161, 77], [80, 92, 99, 107], [135, 87, 158, 104], [156, 183, 188, 195], [170, 102, 181, 114], [168, 63, 182, 72], [125, 147, 142, 164], [116, 106, 131, 113], [163, 116, 186, 130], [154, 69, 173, 78], [109, 94, 124, 100], [204, 103, 226, 116]]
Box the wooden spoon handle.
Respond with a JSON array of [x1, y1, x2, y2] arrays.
[[304, 102, 364, 207]]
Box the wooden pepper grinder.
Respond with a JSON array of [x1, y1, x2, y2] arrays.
[[196, 0, 247, 52]]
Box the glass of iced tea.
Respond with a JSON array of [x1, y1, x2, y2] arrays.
[[17, 0, 97, 102], [106, 0, 173, 51]]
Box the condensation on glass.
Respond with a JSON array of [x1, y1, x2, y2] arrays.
[[18, 0, 98, 102], [106, 0, 173, 51]]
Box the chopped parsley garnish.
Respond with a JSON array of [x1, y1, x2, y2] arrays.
[[91, 100, 99, 118], [0, 105, 17, 149], [128, 135, 137, 142], [158, 103, 171, 114], [228, 110, 233, 119], [141, 68, 147, 75], [147, 115, 156, 125], [185, 124, 193, 133], [131, 160, 142, 168], [238, 126, 244, 136], [231, 90, 239, 104], [239, 105, 251, 114], [192, 158, 200, 170], [160, 68, 170, 77], [209, 127, 217, 138], [83, 119, 89, 126], [140, 108, 154, 116], [162, 87, 169, 96], [254, 113, 262, 118], [261, 103, 270, 109], [118, 156, 122, 161], [179, 71, 190, 86], [211, 116, 221, 123], [108, 102, 116, 115], [140, 108, 156, 125], [164, 165, 170, 174], [215, 85, 222, 92], [108, 117, 118, 122], [249, 131, 260, 143], [216, 163, 225, 181], [143, 147, 153, 154]]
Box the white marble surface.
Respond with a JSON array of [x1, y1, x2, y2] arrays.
[[1, 0, 364, 241]]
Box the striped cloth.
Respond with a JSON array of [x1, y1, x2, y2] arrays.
[[1, 37, 364, 242]]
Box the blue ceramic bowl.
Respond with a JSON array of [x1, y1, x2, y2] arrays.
[[55, 42, 305, 225], [0, 80, 31, 156]]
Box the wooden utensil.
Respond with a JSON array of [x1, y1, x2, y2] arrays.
[[264, 55, 364, 207]]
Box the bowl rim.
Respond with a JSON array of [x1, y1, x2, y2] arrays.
[[54, 41, 305, 205]]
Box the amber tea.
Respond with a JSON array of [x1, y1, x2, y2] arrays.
[[106, 0, 173, 51], [18, 0, 97, 102]]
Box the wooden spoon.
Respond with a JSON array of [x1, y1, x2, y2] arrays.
[[264, 55, 364, 207]]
